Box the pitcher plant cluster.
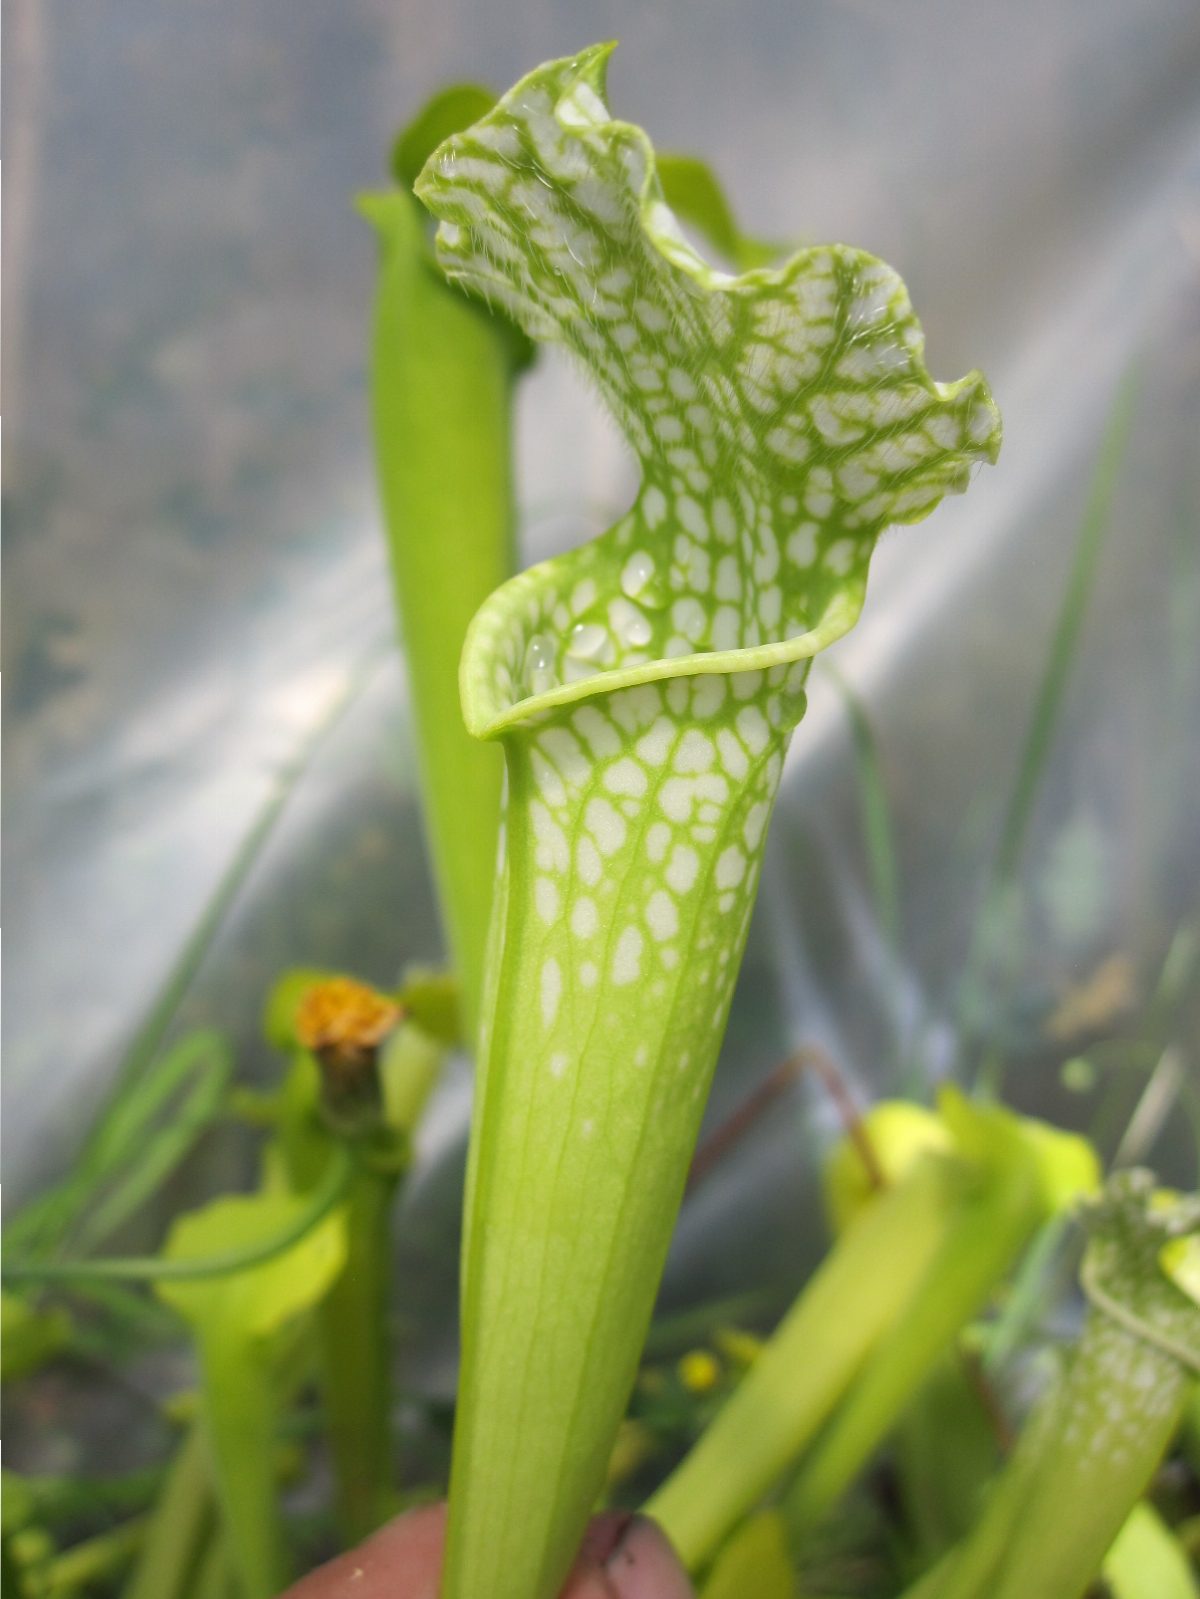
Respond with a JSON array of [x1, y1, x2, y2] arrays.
[[2, 41, 1197, 1599]]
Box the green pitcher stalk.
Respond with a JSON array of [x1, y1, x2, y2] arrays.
[[361, 168, 521, 1042], [155, 1185, 347, 1599], [649, 1093, 1098, 1571], [415, 43, 1001, 1599], [647, 1146, 960, 1570], [121, 1425, 212, 1599], [782, 1095, 1093, 1542], [313, 1155, 399, 1543]]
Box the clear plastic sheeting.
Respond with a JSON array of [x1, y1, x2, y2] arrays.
[[7, 0, 1200, 1383]]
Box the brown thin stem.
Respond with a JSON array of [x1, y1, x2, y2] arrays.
[[958, 1343, 1016, 1454], [686, 1044, 884, 1195]]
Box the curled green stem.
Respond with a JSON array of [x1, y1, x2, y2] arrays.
[[2, 1145, 352, 1286]]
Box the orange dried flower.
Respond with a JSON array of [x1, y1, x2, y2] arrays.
[[295, 977, 401, 1072]]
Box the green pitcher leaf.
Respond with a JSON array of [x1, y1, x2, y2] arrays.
[[396, 965, 462, 1046], [361, 109, 525, 1040], [1103, 1503, 1200, 1599], [155, 1188, 348, 1599], [653, 1096, 1092, 1570], [822, 1100, 951, 1234], [936, 1086, 1100, 1212], [156, 1188, 346, 1339], [380, 1017, 447, 1135], [650, 1148, 963, 1572], [784, 1096, 1096, 1544], [700, 1511, 795, 1599], [415, 43, 1001, 1599], [360, 184, 515, 1041]]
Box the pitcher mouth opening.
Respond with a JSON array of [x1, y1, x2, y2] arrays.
[[460, 547, 862, 740]]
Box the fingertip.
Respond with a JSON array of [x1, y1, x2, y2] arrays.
[[280, 1502, 447, 1599], [602, 1516, 695, 1599], [279, 1503, 694, 1599], [564, 1513, 695, 1599]]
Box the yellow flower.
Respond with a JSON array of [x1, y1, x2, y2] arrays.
[[678, 1349, 721, 1394]]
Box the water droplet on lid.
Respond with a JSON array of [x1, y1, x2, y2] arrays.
[[525, 634, 552, 671], [608, 597, 653, 650], [620, 550, 656, 598], [566, 622, 608, 661], [672, 597, 708, 642], [524, 634, 556, 694]]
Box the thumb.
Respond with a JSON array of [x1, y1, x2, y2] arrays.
[[278, 1505, 694, 1599]]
